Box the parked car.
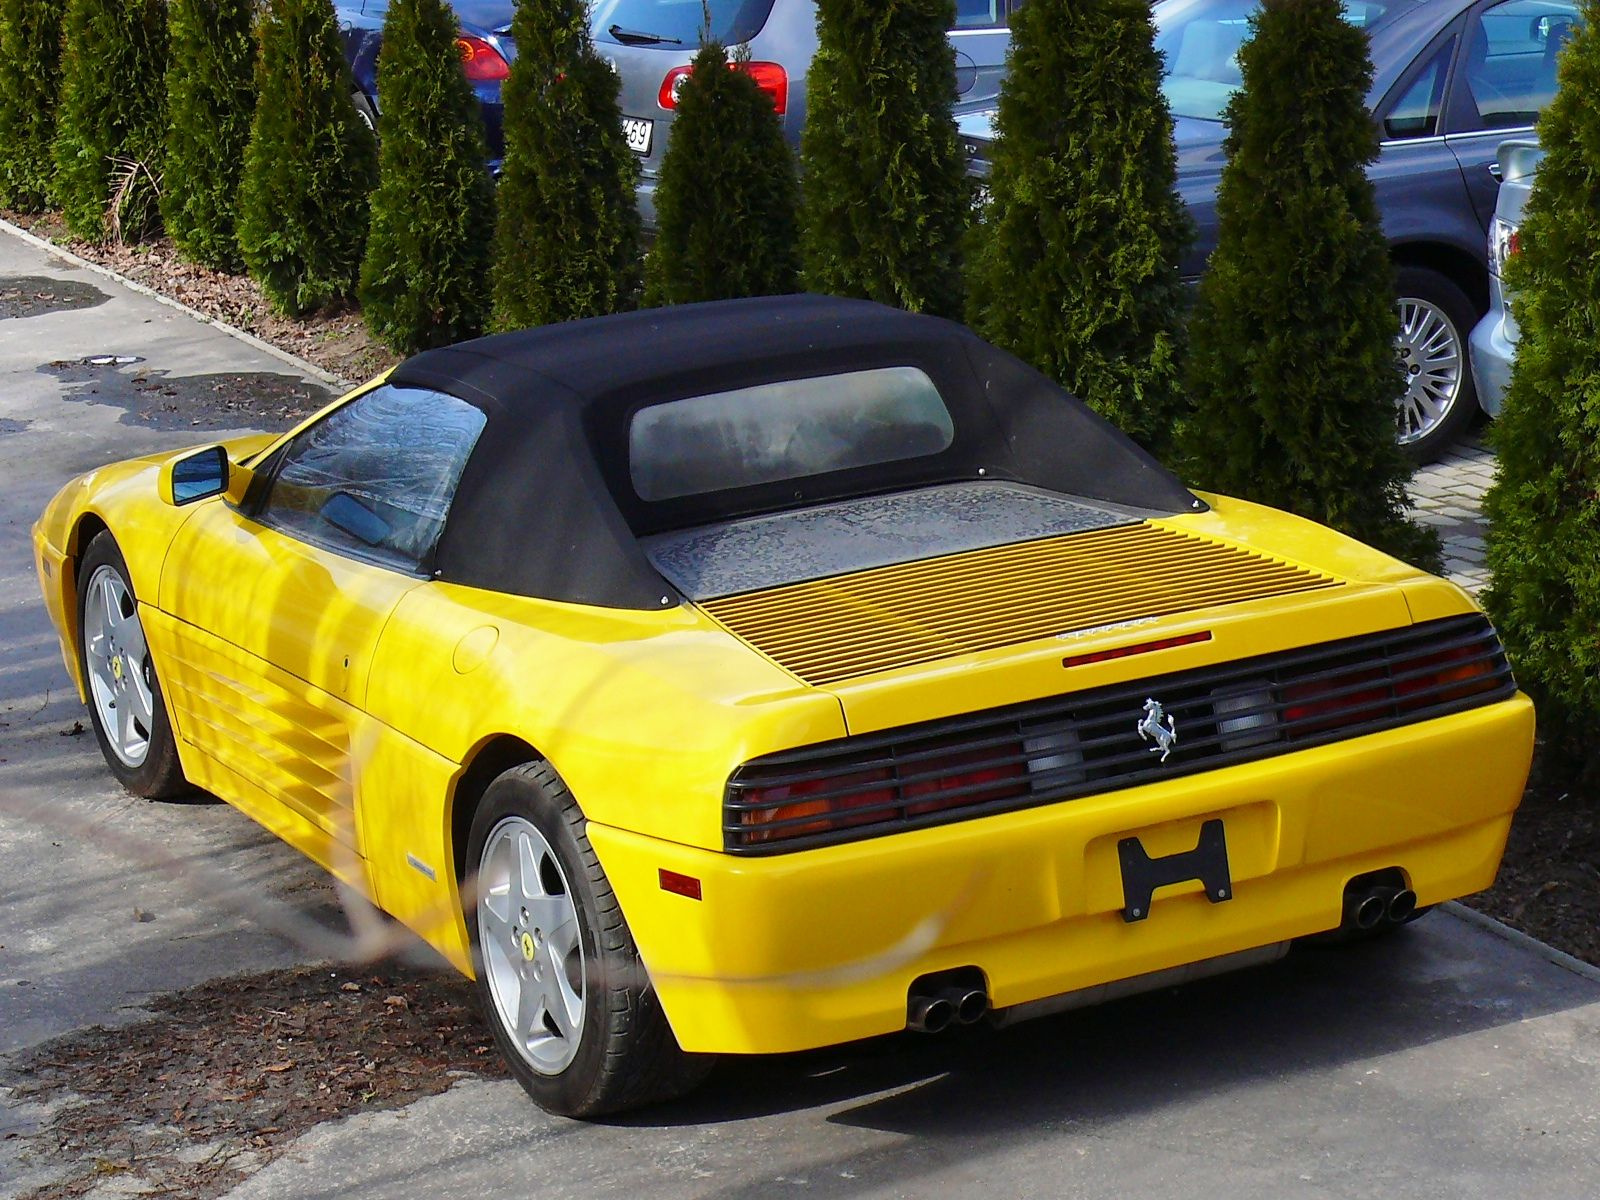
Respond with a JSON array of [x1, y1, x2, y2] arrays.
[[961, 0, 1581, 460], [1469, 137, 1543, 416], [337, 0, 516, 166], [35, 295, 1532, 1117], [592, 0, 1017, 229]]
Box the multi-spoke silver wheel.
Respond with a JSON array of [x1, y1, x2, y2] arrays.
[[82, 563, 155, 768], [477, 815, 586, 1076], [1395, 295, 1464, 447]]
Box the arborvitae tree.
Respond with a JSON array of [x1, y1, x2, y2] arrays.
[[0, 0, 62, 211], [162, 0, 256, 271], [491, 0, 639, 329], [238, 0, 377, 316], [51, 0, 167, 241], [644, 42, 799, 305], [799, 0, 967, 317], [359, 0, 494, 351], [966, 0, 1190, 454], [1482, 5, 1600, 768], [1179, 0, 1436, 567]]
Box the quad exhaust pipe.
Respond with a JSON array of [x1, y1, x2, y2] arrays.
[[906, 975, 990, 1033], [1339, 872, 1418, 934]]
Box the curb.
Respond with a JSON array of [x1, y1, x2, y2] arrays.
[[1443, 900, 1600, 984], [0, 217, 352, 390]]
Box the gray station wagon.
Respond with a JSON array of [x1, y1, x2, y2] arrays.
[[591, 0, 1017, 230]]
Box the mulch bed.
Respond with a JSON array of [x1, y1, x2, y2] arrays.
[[5, 964, 506, 1200], [1462, 768, 1600, 967]]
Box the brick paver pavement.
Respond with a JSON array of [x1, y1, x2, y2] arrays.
[[1407, 434, 1495, 595]]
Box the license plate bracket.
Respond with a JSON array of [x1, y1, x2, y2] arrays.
[[1118, 818, 1233, 923]]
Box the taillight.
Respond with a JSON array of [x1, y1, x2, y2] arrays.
[[899, 743, 1026, 817], [1393, 645, 1496, 709], [658, 60, 788, 114], [1488, 216, 1521, 278], [739, 767, 894, 844], [1282, 668, 1390, 734], [457, 35, 509, 82]]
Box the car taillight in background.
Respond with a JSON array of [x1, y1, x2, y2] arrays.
[[658, 61, 788, 114], [457, 35, 510, 82], [1488, 216, 1521, 278]]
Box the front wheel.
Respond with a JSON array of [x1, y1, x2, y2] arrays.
[[465, 761, 711, 1117], [1393, 266, 1481, 462], [76, 532, 187, 797]]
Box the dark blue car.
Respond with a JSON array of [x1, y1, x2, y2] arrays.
[[337, 0, 517, 167], [962, 0, 1580, 459]]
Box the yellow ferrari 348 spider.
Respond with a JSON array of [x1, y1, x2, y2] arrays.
[[34, 296, 1533, 1116]]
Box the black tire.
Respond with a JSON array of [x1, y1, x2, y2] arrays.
[[75, 531, 187, 798], [1393, 265, 1482, 462], [465, 761, 712, 1117]]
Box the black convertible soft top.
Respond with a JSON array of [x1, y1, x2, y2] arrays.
[[394, 295, 1200, 609]]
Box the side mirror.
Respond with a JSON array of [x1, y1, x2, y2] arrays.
[[159, 446, 253, 507]]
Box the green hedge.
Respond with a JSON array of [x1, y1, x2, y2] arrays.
[[799, 0, 967, 317], [359, 0, 494, 351], [645, 42, 799, 306], [52, 0, 167, 241], [966, 0, 1190, 454], [491, 0, 638, 329], [237, 0, 377, 316], [162, 0, 256, 270], [1482, 8, 1600, 769], [0, 0, 63, 211], [1180, 0, 1437, 568]]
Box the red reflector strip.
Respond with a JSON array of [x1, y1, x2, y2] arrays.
[[658, 869, 702, 900], [1062, 630, 1212, 669]]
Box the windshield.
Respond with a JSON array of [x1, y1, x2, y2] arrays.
[[1155, 0, 1399, 121], [591, 0, 778, 47]]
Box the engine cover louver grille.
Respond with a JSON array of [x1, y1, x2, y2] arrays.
[[723, 616, 1516, 853], [700, 524, 1340, 686]]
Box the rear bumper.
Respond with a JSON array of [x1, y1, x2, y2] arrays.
[[588, 695, 1534, 1055], [1470, 277, 1517, 419]]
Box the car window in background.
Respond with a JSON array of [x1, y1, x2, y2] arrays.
[[592, 0, 779, 47], [953, 0, 1006, 29], [630, 367, 956, 502], [1155, 0, 1397, 122], [1458, 0, 1579, 131], [1384, 40, 1454, 138], [259, 386, 487, 573]]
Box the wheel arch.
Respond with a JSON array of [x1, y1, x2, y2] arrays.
[[57, 512, 112, 698], [449, 734, 545, 887], [1390, 242, 1489, 317]]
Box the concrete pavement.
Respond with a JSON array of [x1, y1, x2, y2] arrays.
[[2, 226, 1596, 1199]]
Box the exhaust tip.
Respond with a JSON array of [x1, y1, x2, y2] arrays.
[[1350, 892, 1387, 931], [954, 988, 989, 1025], [908, 995, 954, 1034], [1387, 888, 1418, 924]]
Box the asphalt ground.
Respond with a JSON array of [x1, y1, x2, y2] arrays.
[[1, 228, 1597, 1199]]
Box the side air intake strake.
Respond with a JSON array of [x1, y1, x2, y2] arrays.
[[724, 616, 1516, 853], [699, 524, 1340, 686]]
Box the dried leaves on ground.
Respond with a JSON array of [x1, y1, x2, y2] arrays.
[[6, 963, 505, 1200]]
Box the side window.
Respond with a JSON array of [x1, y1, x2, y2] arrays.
[[257, 385, 486, 573], [1384, 40, 1453, 139], [953, 0, 1004, 29], [1456, 0, 1580, 132]]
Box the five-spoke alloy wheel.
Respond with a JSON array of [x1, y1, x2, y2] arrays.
[[465, 762, 710, 1117], [75, 532, 186, 796]]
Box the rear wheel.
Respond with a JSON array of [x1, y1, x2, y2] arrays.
[[76, 532, 186, 798], [1393, 266, 1480, 461], [465, 761, 711, 1117]]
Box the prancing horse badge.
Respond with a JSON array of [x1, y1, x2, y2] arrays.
[[1137, 699, 1178, 762]]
